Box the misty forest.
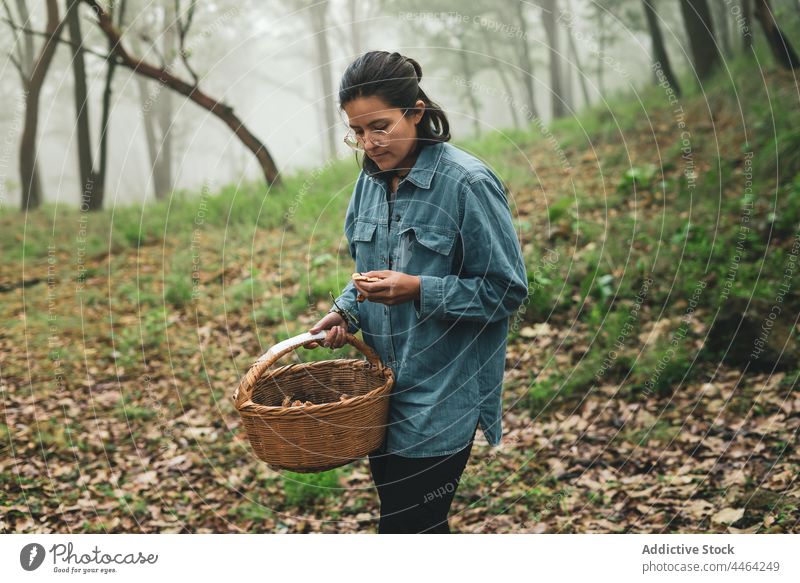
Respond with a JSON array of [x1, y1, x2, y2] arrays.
[[1, 0, 799, 534]]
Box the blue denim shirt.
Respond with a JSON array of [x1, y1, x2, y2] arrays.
[[328, 141, 528, 457]]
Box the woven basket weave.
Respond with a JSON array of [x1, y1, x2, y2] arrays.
[[232, 330, 395, 473]]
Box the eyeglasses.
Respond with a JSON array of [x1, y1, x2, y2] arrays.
[[343, 114, 405, 151]]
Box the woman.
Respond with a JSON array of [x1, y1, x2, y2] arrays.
[[307, 51, 528, 533]]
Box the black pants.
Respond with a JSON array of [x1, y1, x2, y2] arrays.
[[367, 428, 476, 534]]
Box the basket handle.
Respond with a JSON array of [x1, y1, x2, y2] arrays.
[[232, 330, 385, 409]]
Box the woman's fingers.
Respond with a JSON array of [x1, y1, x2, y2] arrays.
[[322, 327, 336, 349], [304, 319, 348, 350], [326, 325, 346, 349], [335, 325, 347, 348]]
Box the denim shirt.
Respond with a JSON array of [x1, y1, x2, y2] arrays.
[[328, 141, 529, 457]]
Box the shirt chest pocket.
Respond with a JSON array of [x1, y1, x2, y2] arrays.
[[352, 218, 379, 272], [395, 225, 456, 276]]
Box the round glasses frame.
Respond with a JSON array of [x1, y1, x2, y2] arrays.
[[343, 114, 406, 151]]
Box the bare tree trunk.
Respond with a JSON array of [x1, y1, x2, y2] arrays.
[[456, 44, 482, 137], [6, 0, 43, 204], [136, 98, 175, 200], [347, 0, 363, 54], [514, 0, 539, 119], [565, 0, 591, 108], [541, 0, 565, 119], [66, 0, 94, 207], [136, 75, 163, 197], [65, 0, 125, 210], [19, 0, 65, 211], [478, 28, 520, 127], [14, 0, 35, 71], [91, 2, 125, 211], [152, 0, 175, 200], [711, 0, 733, 58], [742, 0, 754, 51], [81, 0, 282, 187], [590, 6, 608, 95], [642, 1, 682, 96], [754, 0, 799, 69], [152, 88, 174, 199], [679, 0, 722, 80], [562, 53, 574, 113], [131, 3, 174, 201], [309, 0, 336, 159]]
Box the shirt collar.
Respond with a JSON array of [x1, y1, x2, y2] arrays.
[[367, 142, 445, 190]]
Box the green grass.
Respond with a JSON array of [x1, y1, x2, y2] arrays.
[[281, 468, 342, 507]]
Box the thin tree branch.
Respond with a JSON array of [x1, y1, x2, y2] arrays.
[[136, 30, 167, 67], [174, 0, 199, 86], [1, 0, 27, 73], [7, 51, 24, 80], [1, 16, 117, 62]]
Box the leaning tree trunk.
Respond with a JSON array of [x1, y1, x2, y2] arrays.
[[19, 0, 65, 211], [679, 0, 722, 81], [81, 0, 282, 187], [754, 0, 799, 69], [642, 1, 682, 97]]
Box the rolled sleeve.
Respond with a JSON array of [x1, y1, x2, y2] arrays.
[[414, 177, 528, 323], [328, 279, 361, 334]]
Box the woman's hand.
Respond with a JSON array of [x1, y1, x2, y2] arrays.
[[353, 270, 421, 305], [305, 312, 348, 350]]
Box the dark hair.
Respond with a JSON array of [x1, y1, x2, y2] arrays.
[[338, 51, 450, 179]]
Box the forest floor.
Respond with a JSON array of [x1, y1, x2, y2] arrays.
[[1, 61, 798, 534]]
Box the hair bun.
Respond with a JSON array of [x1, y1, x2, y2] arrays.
[[405, 57, 422, 83]]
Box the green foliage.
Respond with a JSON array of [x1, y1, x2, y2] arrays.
[[628, 335, 695, 399], [619, 164, 658, 192], [281, 469, 342, 507], [164, 250, 195, 308], [547, 197, 574, 223], [114, 309, 168, 369]]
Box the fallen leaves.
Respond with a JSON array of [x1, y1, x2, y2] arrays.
[[711, 507, 745, 525]]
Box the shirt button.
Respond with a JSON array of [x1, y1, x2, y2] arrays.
[[394, 214, 401, 221]]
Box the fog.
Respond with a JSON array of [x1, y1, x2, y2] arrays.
[[0, 0, 688, 208]]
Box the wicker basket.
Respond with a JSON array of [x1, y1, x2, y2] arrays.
[[232, 330, 394, 473]]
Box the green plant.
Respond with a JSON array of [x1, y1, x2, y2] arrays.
[[281, 469, 341, 507], [619, 164, 658, 192]]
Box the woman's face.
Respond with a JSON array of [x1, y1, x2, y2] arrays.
[[343, 95, 425, 171]]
